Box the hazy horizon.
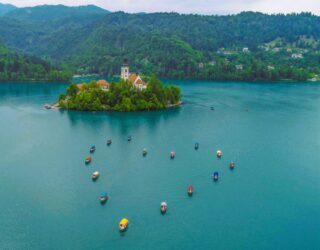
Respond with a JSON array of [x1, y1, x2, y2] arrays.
[[1, 0, 320, 15]]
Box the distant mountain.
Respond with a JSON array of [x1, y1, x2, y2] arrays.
[[5, 4, 109, 25], [0, 4, 110, 51], [0, 6, 319, 81], [0, 3, 17, 16]]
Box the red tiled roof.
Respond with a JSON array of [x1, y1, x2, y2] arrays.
[[76, 83, 85, 90], [128, 73, 147, 85], [135, 78, 147, 85], [128, 73, 138, 83], [97, 80, 110, 88]]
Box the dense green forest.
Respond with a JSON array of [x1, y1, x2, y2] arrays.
[[0, 42, 72, 82], [0, 3, 16, 16], [58, 76, 181, 111], [0, 5, 320, 81]]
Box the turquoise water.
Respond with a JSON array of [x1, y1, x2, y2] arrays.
[[0, 81, 320, 250]]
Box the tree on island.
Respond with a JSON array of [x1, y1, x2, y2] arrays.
[[58, 75, 181, 112]]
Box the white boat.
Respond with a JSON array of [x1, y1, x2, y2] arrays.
[[216, 150, 222, 158], [92, 171, 100, 180], [143, 148, 148, 156], [160, 202, 167, 214], [170, 151, 175, 159]]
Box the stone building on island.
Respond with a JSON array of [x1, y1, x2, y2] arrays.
[[121, 59, 147, 90], [76, 59, 147, 92]]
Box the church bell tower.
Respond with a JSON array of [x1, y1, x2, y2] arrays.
[[121, 58, 129, 80]]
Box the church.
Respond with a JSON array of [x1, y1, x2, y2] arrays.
[[121, 59, 147, 90]]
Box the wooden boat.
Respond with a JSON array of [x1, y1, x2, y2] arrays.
[[92, 171, 100, 181], [188, 185, 194, 196], [213, 172, 219, 181], [100, 192, 108, 204], [119, 218, 129, 231], [230, 161, 235, 169], [216, 150, 222, 158], [90, 145, 96, 153], [160, 202, 167, 214], [107, 139, 112, 146], [170, 151, 175, 159], [85, 156, 92, 164], [143, 148, 148, 156]]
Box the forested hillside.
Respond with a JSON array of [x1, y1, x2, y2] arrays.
[[0, 3, 16, 16], [0, 5, 320, 81], [0, 42, 71, 81]]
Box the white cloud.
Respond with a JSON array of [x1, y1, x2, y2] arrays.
[[251, 0, 320, 14], [2, 0, 320, 15]]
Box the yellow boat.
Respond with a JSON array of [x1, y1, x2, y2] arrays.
[[119, 218, 129, 231]]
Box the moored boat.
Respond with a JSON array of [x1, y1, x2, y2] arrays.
[[216, 150, 222, 158], [211, 106, 215, 110], [230, 161, 235, 169], [127, 135, 132, 142], [160, 202, 167, 214], [143, 148, 148, 156], [119, 218, 129, 231], [92, 171, 100, 181], [107, 139, 112, 146], [44, 104, 52, 109], [100, 192, 108, 204], [213, 172, 219, 181], [195, 143, 199, 150], [188, 185, 194, 196], [90, 145, 96, 153], [85, 156, 92, 164], [170, 151, 175, 159]]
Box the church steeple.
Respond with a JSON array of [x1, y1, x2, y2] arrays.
[[121, 58, 129, 80]]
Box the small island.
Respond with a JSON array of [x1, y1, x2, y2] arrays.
[[57, 60, 181, 112]]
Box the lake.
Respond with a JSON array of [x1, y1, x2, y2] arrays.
[[0, 81, 319, 250]]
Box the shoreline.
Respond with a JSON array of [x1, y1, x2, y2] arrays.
[[0, 80, 70, 84], [1, 78, 320, 84], [51, 101, 182, 112]]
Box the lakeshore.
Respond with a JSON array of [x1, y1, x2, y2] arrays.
[[52, 100, 182, 111]]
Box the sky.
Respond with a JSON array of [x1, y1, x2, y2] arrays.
[[2, 0, 320, 15]]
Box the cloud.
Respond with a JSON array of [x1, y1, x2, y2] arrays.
[[3, 0, 320, 15], [251, 0, 320, 14]]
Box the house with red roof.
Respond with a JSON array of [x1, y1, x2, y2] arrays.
[[76, 80, 110, 92], [96, 80, 110, 91], [76, 83, 85, 90]]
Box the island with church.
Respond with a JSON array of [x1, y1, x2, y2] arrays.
[[56, 59, 181, 112]]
